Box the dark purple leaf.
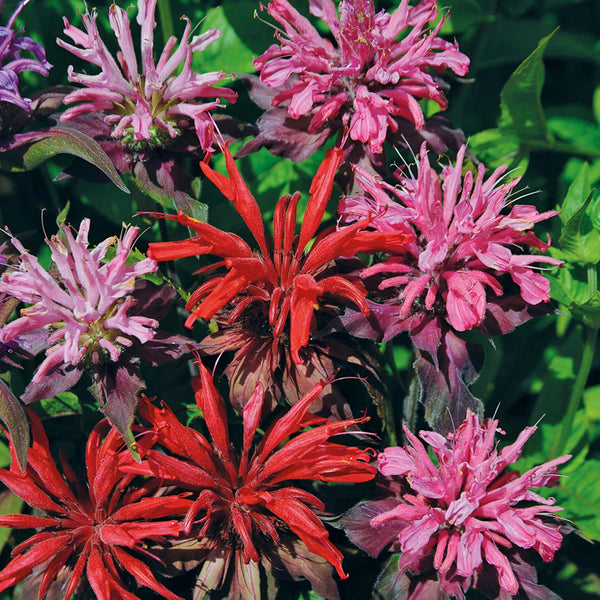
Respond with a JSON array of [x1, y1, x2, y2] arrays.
[[0, 379, 29, 471], [412, 325, 484, 435], [271, 539, 340, 600], [21, 365, 83, 405], [135, 332, 198, 366], [387, 114, 467, 155], [474, 550, 562, 600], [89, 364, 144, 460], [480, 297, 555, 337], [236, 106, 331, 162], [336, 498, 401, 558]]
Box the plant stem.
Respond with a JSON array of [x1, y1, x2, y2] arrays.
[[157, 0, 175, 46], [550, 264, 598, 458]]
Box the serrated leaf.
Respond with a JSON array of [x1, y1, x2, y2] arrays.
[[556, 460, 600, 541], [558, 190, 600, 264], [499, 30, 557, 148], [548, 265, 590, 309], [0, 380, 29, 472], [0, 128, 128, 192], [570, 294, 600, 328]]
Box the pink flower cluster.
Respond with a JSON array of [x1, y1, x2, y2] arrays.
[[254, 0, 469, 153], [58, 0, 236, 150], [370, 412, 569, 597], [342, 144, 562, 335], [0, 219, 157, 382]]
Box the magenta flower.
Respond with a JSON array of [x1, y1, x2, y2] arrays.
[[0, 0, 51, 112], [251, 0, 469, 158], [0, 218, 192, 446], [340, 412, 570, 599], [58, 0, 236, 151], [340, 144, 561, 430]]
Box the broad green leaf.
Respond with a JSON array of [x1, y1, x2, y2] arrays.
[[559, 162, 591, 225], [194, 4, 270, 74], [556, 460, 600, 541], [0, 490, 23, 555], [0, 380, 29, 472], [468, 128, 529, 172], [499, 30, 556, 148], [558, 191, 600, 264], [39, 392, 81, 417], [0, 128, 128, 193], [570, 294, 600, 328], [549, 265, 589, 308], [547, 117, 600, 159]]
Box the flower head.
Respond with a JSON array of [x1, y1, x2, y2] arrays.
[[253, 0, 469, 154], [133, 360, 376, 598], [344, 144, 561, 334], [0, 218, 192, 446], [0, 410, 190, 600], [0, 218, 157, 384], [342, 412, 570, 599], [0, 0, 51, 112], [58, 0, 236, 151], [339, 144, 561, 431], [148, 143, 410, 414]]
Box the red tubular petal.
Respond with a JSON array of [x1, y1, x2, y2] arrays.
[[111, 546, 185, 600], [0, 469, 65, 514], [284, 192, 301, 256], [318, 275, 369, 314], [239, 383, 265, 479], [289, 274, 322, 364], [147, 239, 213, 261], [200, 144, 268, 256], [297, 147, 344, 254], [252, 381, 326, 470], [64, 542, 91, 600], [195, 361, 232, 467], [0, 534, 71, 585], [39, 546, 77, 599]]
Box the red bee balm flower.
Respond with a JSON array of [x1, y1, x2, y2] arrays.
[[133, 361, 376, 598], [0, 411, 191, 600], [148, 144, 410, 414]]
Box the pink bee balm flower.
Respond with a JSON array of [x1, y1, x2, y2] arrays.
[[345, 144, 562, 333], [339, 144, 562, 431], [343, 412, 570, 599], [0, 218, 157, 381], [253, 0, 469, 154], [57, 0, 236, 151]]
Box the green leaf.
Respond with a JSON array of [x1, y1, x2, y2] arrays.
[[558, 191, 600, 264], [499, 29, 557, 149], [594, 86, 600, 126], [547, 117, 600, 158], [440, 0, 484, 34], [0, 441, 11, 469], [194, 4, 272, 74], [559, 162, 591, 225], [0, 128, 128, 193], [0, 380, 29, 472], [0, 490, 23, 555], [468, 128, 529, 171], [556, 460, 600, 541], [39, 392, 81, 418], [570, 293, 600, 327]]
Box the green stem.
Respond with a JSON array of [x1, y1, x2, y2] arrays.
[[550, 265, 598, 459], [157, 0, 175, 46]]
